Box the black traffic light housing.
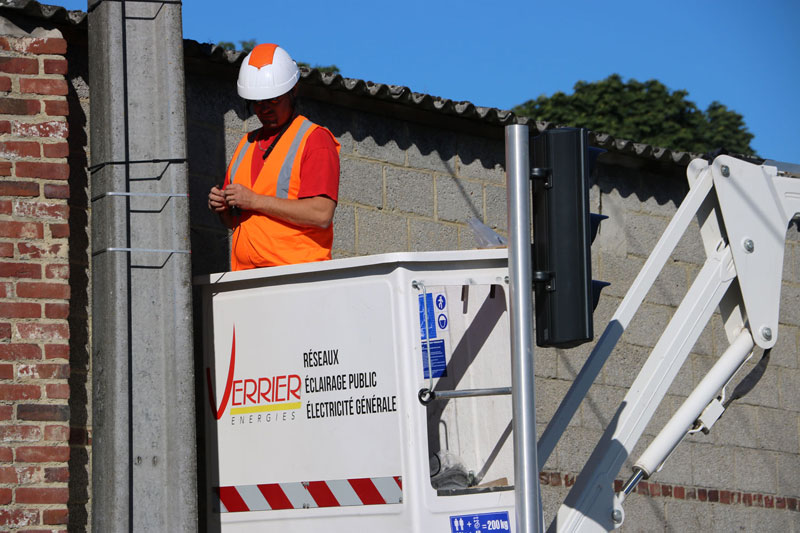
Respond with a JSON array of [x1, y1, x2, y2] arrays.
[[531, 128, 606, 348]]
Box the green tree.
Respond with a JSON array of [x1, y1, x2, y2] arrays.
[[297, 61, 340, 75], [215, 40, 340, 75], [513, 74, 755, 155], [217, 39, 256, 53]]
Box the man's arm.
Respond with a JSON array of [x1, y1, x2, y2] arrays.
[[222, 182, 335, 228]]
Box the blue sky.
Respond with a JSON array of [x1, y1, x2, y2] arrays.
[[60, 0, 798, 162]]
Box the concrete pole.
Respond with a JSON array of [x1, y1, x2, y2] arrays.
[[88, 0, 196, 531]]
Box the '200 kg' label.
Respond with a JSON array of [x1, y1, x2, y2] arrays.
[[450, 511, 510, 532]]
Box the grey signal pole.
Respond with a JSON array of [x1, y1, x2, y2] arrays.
[[506, 124, 544, 533], [88, 0, 196, 530]]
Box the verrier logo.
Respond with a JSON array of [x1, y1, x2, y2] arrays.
[[207, 326, 302, 420]]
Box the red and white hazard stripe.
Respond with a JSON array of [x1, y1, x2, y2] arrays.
[[216, 476, 403, 513]]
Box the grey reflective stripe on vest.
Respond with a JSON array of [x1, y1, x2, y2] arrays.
[[228, 137, 252, 183], [275, 118, 312, 199]]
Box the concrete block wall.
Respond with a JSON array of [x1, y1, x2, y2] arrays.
[[0, 32, 72, 532], [185, 68, 800, 528], [186, 82, 507, 276]]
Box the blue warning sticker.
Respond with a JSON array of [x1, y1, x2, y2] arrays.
[[450, 511, 510, 532], [422, 339, 447, 379], [419, 293, 437, 340]]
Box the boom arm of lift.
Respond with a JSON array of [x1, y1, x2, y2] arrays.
[[545, 155, 800, 532]]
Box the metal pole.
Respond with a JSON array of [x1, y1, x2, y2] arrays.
[[505, 125, 543, 533]]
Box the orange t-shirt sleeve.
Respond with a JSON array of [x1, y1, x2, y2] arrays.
[[297, 128, 340, 202]]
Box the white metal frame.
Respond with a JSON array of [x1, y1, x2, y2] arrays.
[[542, 155, 800, 531]]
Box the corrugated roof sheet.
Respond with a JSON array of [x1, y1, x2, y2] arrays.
[[2, 0, 714, 166]]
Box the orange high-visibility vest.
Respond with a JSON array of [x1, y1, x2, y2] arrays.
[[226, 115, 340, 270]]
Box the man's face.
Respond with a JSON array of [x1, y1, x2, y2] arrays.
[[252, 91, 294, 130]]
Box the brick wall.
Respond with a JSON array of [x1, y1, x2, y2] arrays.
[[0, 34, 71, 531]]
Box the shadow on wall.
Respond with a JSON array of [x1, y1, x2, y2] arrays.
[[61, 24, 92, 533]]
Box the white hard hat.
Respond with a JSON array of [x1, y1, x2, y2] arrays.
[[237, 43, 300, 100]]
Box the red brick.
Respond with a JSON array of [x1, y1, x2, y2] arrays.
[[0, 243, 11, 257], [43, 183, 69, 199], [44, 99, 69, 117], [44, 344, 69, 359], [0, 487, 11, 504], [21, 37, 67, 55], [20, 78, 68, 96], [0, 424, 41, 441], [12, 120, 68, 139], [754, 493, 764, 507], [44, 425, 69, 442], [708, 489, 719, 502], [16, 282, 70, 299], [43, 59, 67, 75], [0, 199, 9, 214], [0, 301, 41, 318], [45, 264, 69, 280], [0, 141, 40, 158], [44, 303, 69, 320], [0, 161, 11, 176], [776, 497, 786, 509], [17, 404, 69, 421], [743, 493, 752, 506], [42, 142, 68, 158], [0, 98, 40, 115], [0, 181, 39, 197], [788, 497, 798, 511], [46, 383, 69, 399], [0, 262, 42, 279], [15, 445, 70, 462], [15, 162, 69, 180], [564, 473, 575, 487], [18, 242, 64, 259], [720, 490, 731, 504], [16, 487, 69, 504], [0, 76, 10, 92], [0, 322, 10, 339], [764, 495, 774, 508], [0, 220, 43, 239], [0, 447, 11, 461], [0, 56, 38, 74], [17, 322, 70, 341], [538, 471, 548, 484], [14, 465, 42, 484], [49, 224, 69, 238], [34, 363, 69, 379], [0, 363, 12, 379], [44, 466, 69, 483], [613, 479, 623, 492], [0, 120, 10, 134], [0, 344, 42, 361], [43, 508, 68, 525], [0, 466, 16, 483], [0, 508, 38, 528]]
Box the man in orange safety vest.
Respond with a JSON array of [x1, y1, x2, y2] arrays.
[[207, 43, 340, 270]]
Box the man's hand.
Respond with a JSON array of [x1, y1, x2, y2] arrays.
[[222, 183, 258, 212], [222, 183, 336, 229], [208, 185, 228, 213]]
